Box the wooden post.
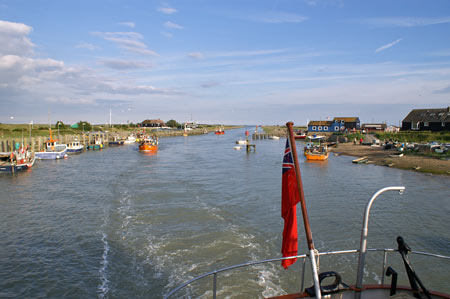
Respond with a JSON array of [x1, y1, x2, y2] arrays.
[[1, 140, 4, 152]]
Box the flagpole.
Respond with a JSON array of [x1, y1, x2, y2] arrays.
[[286, 122, 322, 299]]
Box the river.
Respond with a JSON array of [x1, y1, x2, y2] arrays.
[[0, 127, 449, 298]]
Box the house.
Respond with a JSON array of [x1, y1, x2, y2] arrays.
[[361, 123, 387, 133], [333, 117, 360, 131], [401, 107, 450, 131], [139, 119, 166, 128], [385, 125, 400, 133], [307, 121, 333, 133]]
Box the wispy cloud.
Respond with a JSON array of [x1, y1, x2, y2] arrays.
[[164, 21, 183, 29], [92, 31, 158, 56], [359, 16, 450, 27], [188, 52, 204, 59], [375, 38, 402, 53], [247, 12, 308, 23], [433, 84, 450, 94], [99, 59, 153, 70], [157, 6, 177, 14], [75, 42, 99, 51], [118, 22, 135, 28]]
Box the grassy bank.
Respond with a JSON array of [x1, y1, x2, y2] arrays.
[[0, 123, 242, 139], [375, 131, 450, 143]]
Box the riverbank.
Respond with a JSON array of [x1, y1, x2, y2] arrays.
[[330, 143, 450, 176]]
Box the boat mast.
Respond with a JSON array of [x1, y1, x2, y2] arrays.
[[286, 122, 322, 299]]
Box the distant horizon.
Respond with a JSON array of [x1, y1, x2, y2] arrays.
[[1, 1, 450, 126]]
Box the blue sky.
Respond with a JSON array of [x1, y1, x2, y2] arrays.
[[1, 0, 449, 126]]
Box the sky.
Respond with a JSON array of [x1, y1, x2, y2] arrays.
[[1, 0, 450, 126]]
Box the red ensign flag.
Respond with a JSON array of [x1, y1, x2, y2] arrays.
[[281, 138, 300, 269]]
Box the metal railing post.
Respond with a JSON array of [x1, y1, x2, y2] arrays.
[[213, 272, 217, 299], [355, 186, 405, 299]]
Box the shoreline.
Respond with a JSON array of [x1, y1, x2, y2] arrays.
[[329, 143, 450, 176]]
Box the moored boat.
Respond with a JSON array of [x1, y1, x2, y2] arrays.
[[0, 146, 35, 173], [66, 140, 84, 154], [124, 135, 137, 144], [304, 136, 328, 161], [139, 136, 158, 151], [215, 126, 225, 135], [87, 137, 104, 150], [294, 132, 307, 139], [35, 131, 67, 160]]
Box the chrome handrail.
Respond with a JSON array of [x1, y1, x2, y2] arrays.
[[164, 249, 449, 298]]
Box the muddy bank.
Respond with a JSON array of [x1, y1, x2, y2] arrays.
[[330, 143, 450, 176]]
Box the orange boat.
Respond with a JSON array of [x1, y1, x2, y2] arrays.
[[304, 135, 328, 161], [304, 146, 329, 161], [139, 136, 158, 151]]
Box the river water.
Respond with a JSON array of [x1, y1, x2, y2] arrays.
[[1, 127, 449, 298]]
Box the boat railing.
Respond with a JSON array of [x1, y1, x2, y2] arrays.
[[163, 249, 450, 299]]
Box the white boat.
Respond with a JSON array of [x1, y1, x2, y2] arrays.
[[233, 145, 242, 150], [35, 130, 67, 160], [124, 135, 136, 144], [165, 122, 450, 299], [269, 135, 280, 140], [236, 139, 247, 145], [66, 140, 84, 154]]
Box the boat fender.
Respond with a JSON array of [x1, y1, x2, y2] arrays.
[[305, 271, 349, 296]]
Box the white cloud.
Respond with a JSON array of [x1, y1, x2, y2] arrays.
[[359, 16, 450, 27], [118, 22, 135, 28], [157, 6, 177, 14], [375, 38, 402, 53], [0, 20, 34, 55], [164, 21, 183, 29], [75, 42, 99, 50], [92, 31, 158, 56], [188, 52, 204, 59]]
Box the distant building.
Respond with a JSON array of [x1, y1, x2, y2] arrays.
[[307, 120, 333, 133], [308, 117, 360, 133], [333, 117, 360, 131], [385, 125, 400, 133], [140, 119, 166, 128], [401, 107, 450, 131], [184, 121, 198, 129], [361, 123, 387, 133]]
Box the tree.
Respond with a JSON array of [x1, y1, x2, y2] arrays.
[[55, 121, 66, 129], [77, 121, 92, 131], [166, 119, 180, 128]]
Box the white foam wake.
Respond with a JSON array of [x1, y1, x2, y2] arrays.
[[98, 233, 110, 298]]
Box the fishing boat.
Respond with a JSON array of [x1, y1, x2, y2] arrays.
[[236, 139, 248, 145], [165, 122, 450, 299], [87, 137, 104, 150], [139, 136, 158, 151], [304, 136, 328, 161], [215, 126, 225, 135], [124, 135, 136, 144], [0, 146, 35, 173], [66, 140, 84, 154], [35, 130, 67, 160], [109, 135, 124, 146], [295, 132, 307, 139]]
